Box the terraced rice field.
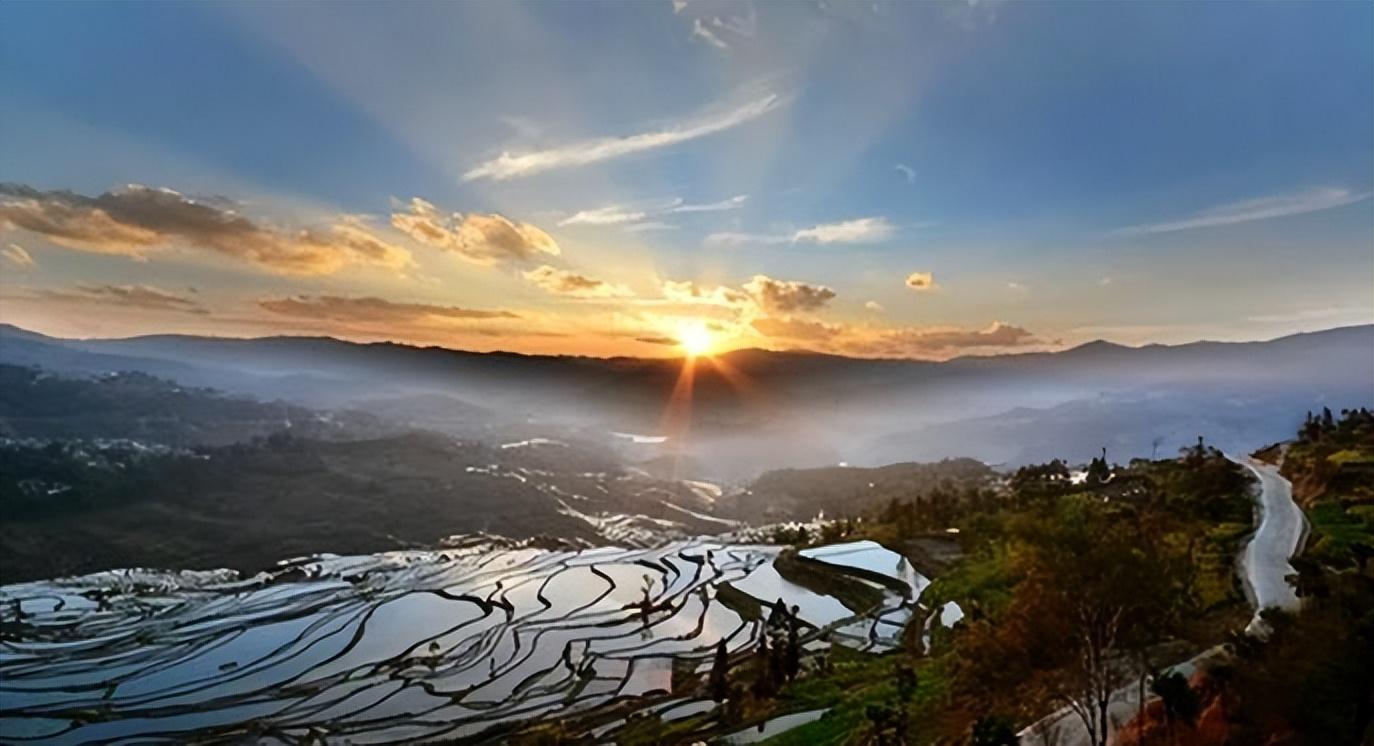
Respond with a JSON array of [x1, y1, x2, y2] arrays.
[[0, 539, 932, 744]]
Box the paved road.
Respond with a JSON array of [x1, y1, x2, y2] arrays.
[[1019, 455, 1302, 745], [1231, 456, 1304, 635]]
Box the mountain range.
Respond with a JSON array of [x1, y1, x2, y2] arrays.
[[2, 322, 1370, 478]]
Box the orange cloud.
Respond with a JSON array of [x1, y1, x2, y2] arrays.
[[38, 284, 208, 314], [2, 243, 35, 269], [743, 274, 836, 312], [523, 265, 633, 298], [905, 271, 935, 290], [0, 183, 411, 275], [259, 294, 518, 324], [390, 198, 559, 266]]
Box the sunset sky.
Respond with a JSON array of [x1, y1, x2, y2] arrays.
[[2, 1, 1371, 358]]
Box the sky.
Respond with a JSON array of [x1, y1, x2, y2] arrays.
[[1, 0, 1371, 359]]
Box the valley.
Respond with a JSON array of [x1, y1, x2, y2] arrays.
[[1, 331, 1371, 744]]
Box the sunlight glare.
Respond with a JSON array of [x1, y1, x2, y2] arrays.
[[676, 321, 714, 357]]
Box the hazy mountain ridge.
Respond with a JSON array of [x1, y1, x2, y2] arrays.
[[3, 323, 1371, 477]]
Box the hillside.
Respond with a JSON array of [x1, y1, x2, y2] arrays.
[[719, 459, 996, 523], [4, 323, 1369, 478]]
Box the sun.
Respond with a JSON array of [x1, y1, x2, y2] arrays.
[[676, 321, 715, 357]]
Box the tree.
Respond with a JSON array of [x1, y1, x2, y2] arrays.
[[865, 702, 897, 746], [956, 499, 1185, 746], [753, 629, 774, 697], [895, 662, 919, 703], [784, 606, 801, 681], [969, 715, 1018, 746], [709, 640, 730, 702], [1086, 447, 1110, 484], [1150, 671, 1200, 744], [637, 574, 656, 623]]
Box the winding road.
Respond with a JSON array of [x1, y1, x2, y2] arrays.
[[1232, 455, 1305, 635], [1019, 454, 1304, 745]]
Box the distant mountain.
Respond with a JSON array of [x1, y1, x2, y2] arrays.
[[3, 323, 1371, 477]]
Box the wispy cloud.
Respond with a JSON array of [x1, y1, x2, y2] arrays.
[[749, 315, 1039, 357], [558, 205, 648, 227], [2, 243, 35, 269], [678, 1, 758, 51], [793, 217, 894, 244], [705, 216, 895, 247], [623, 222, 678, 233], [894, 163, 916, 184], [671, 195, 749, 214], [259, 295, 518, 323], [463, 93, 782, 181], [39, 284, 208, 314], [690, 19, 730, 50], [560, 194, 746, 228], [1246, 306, 1370, 324], [1110, 187, 1371, 236], [703, 231, 788, 248]]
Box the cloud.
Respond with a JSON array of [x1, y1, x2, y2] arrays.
[[558, 194, 745, 229], [690, 18, 730, 49], [750, 314, 1039, 358], [678, 1, 757, 51], [751, 316, 842, 341], [1246, 306, 1369, 324], [659, 279, 751, 308], [462, 93, 782, 181], [39, 284, 208, 314], [703, 231, 787, 248], [905, 271, 936, 291], [623, 222, 678, 233], [1099, 276, 1113, 286], [523, 265, 633, 298], [1110, 187, 1371, 237], [0, 183, 412, 275], [894, 164, 916, 184], [743, 275, 836, 313], [875, 321, 1034, 353], [559, 205, 649, 227], [1006, 281, 1027, 291], [635, 335, 680, 346], [259, 295, 518, 323], [792, 217, 894, 244], [391, 198, 559, 265], [671, 195, 748, 213], [865, 300, 884, 312], [3, 243, 35, 269], [704, 215, 895, 248]]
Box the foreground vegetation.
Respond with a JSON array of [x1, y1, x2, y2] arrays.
[[535, 424, 1374, 745], [1191, 408, 1374, 746], [514, 442, 1263, 745]]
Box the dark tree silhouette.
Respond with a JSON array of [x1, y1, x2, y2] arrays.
[[709, 639, 730, 702], [970, 715, 1018, 746], [785, 606, 801, 681], [1151, 670, 1200, 743]]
